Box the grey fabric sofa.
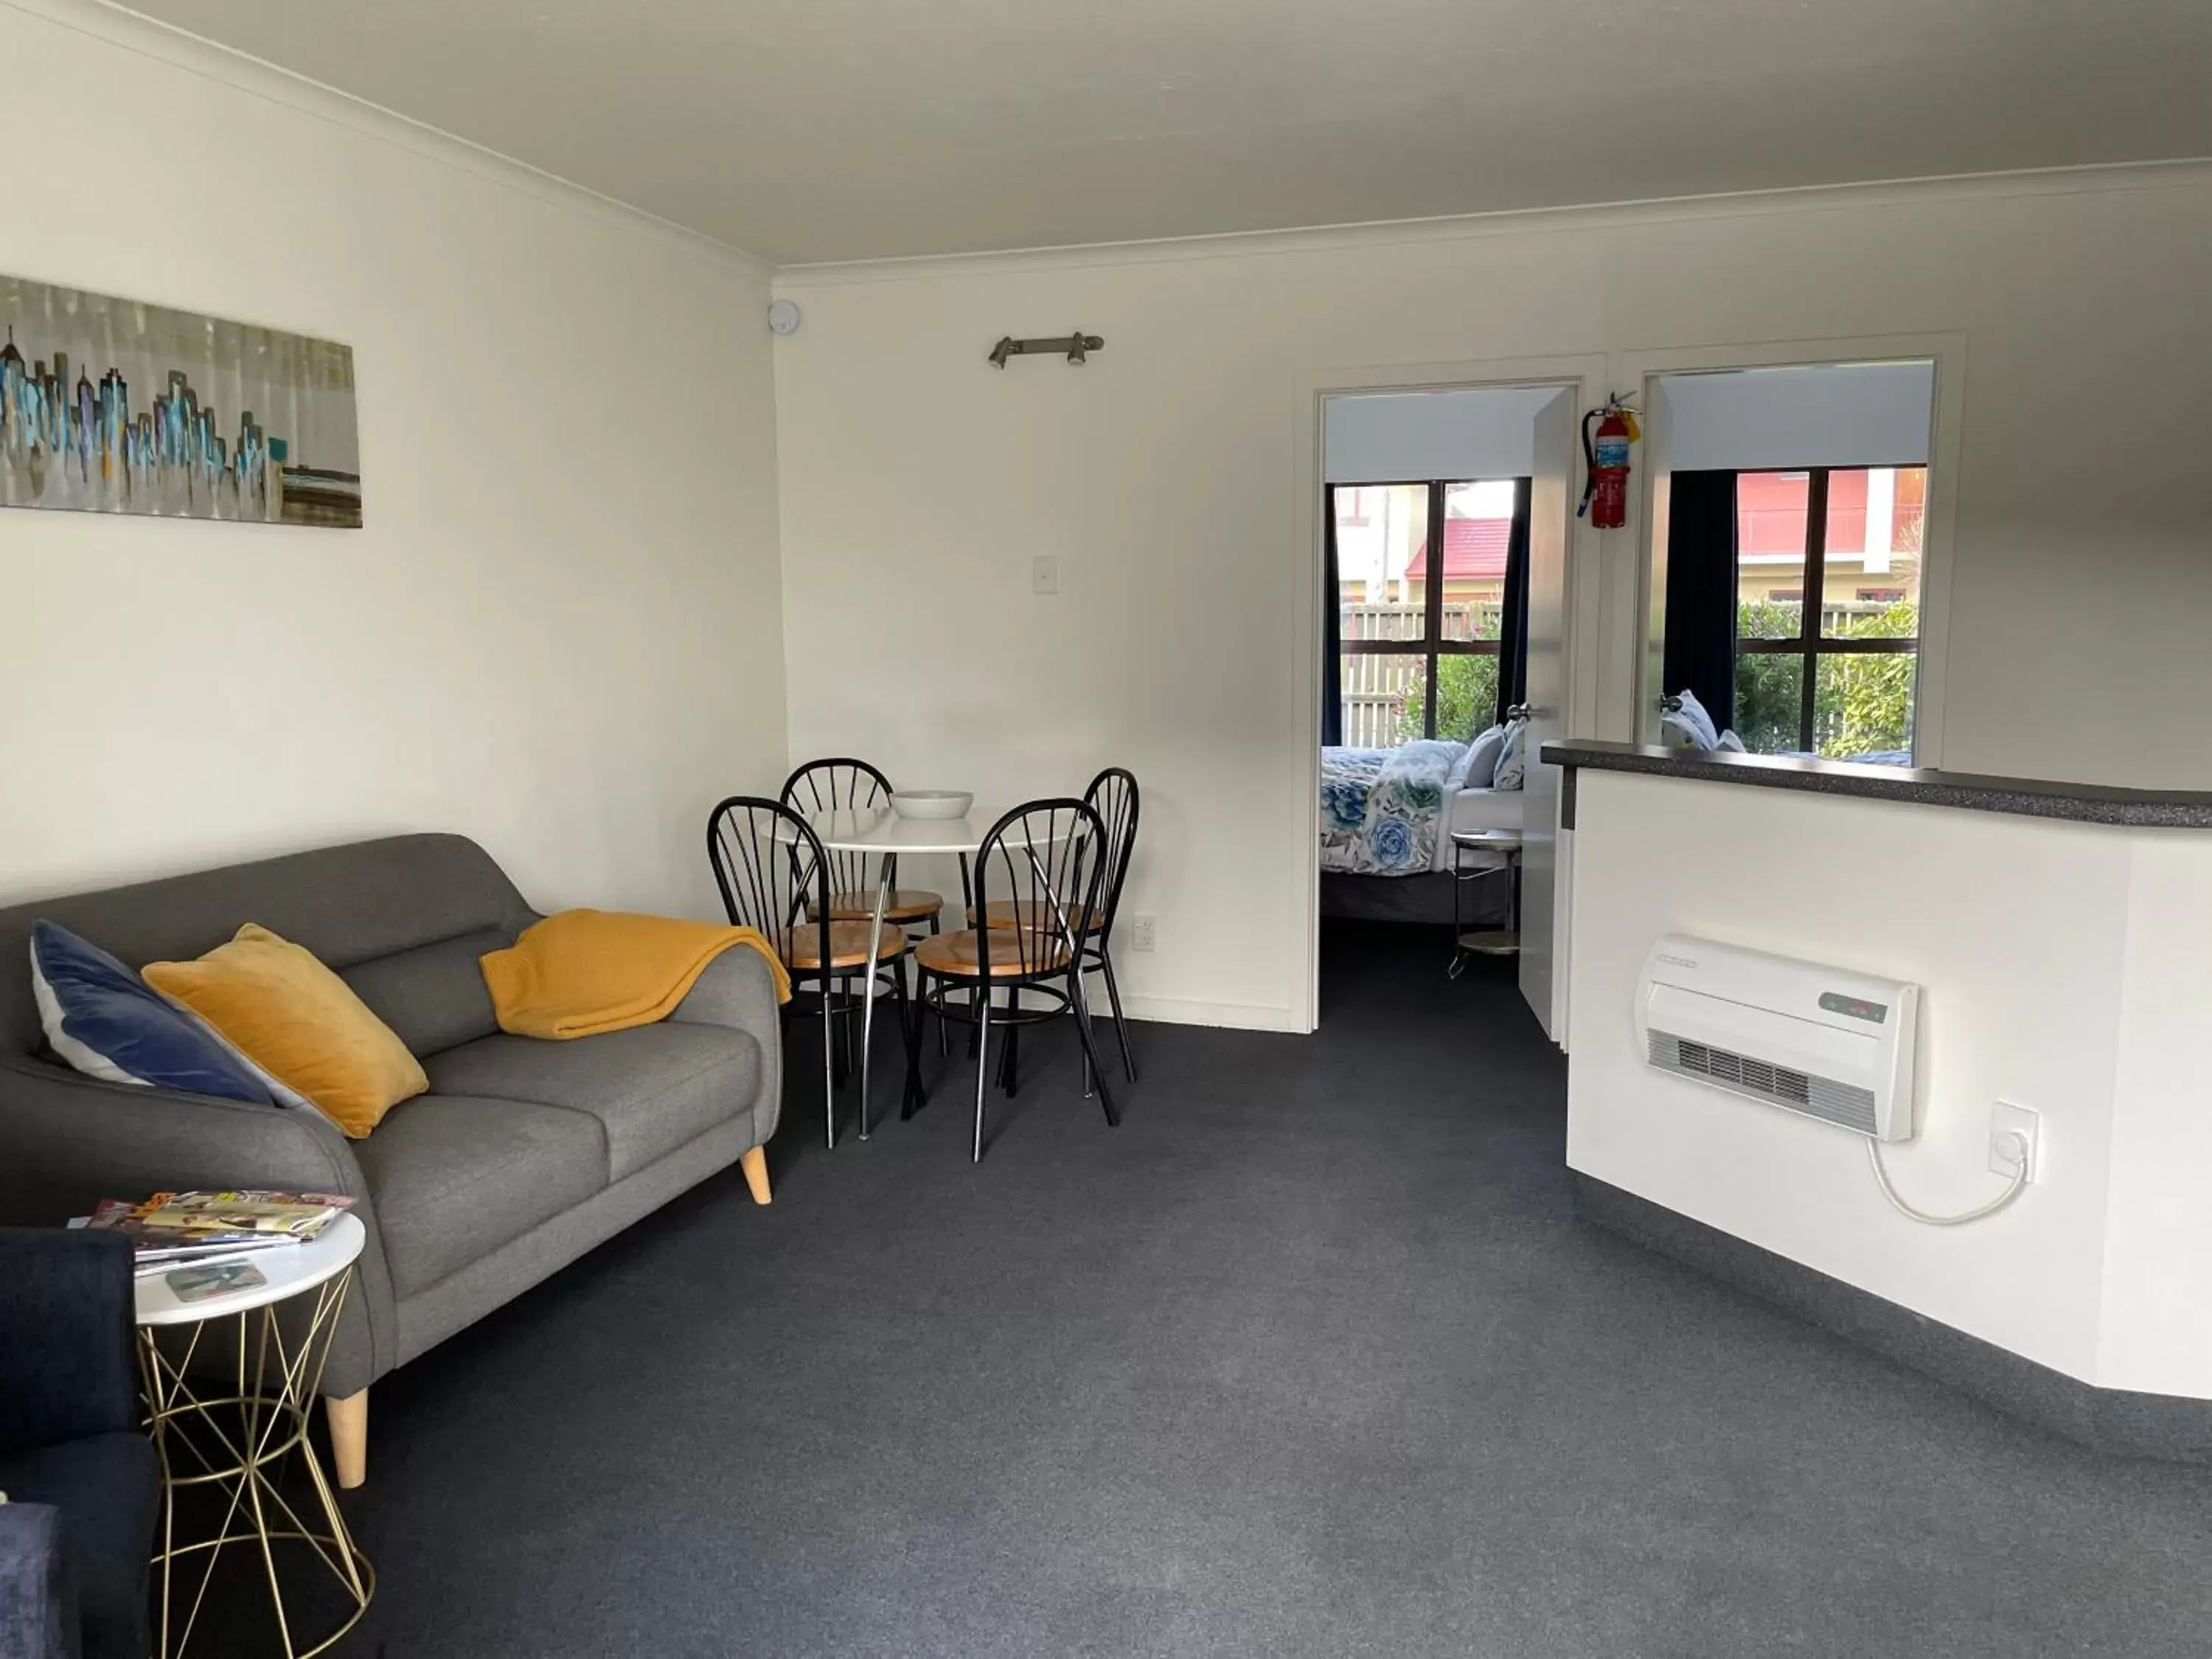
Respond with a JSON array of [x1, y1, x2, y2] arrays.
[[0, 835, 781, 1486]]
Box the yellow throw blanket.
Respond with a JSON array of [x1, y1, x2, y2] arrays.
[[480, 909, 790, 1040]]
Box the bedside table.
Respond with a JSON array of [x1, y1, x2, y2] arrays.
[[1449, 829, 1524, 978]]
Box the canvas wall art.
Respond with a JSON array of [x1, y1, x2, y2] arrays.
[[0, 276, 361, 528]]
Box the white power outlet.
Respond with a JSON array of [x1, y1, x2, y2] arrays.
[[1127, 913, 1156, 951], [1032, 555, 1059, 595], [1990, 1102, 2040, 1183]]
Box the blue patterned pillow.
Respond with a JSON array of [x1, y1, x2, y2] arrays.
[[28, 919, 275, 1105]]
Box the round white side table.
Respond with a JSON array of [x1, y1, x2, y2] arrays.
[[135, 1211, 373, 1658], [1449, 829, 1525, 977]]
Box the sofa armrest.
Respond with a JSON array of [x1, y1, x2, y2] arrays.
[[0, 1054, 367, 1224], [0, 1503, 70, 1659], [668, 946, 782, 1148], [0, 1055, 398, 1397], [0, 1228, 138, 1452]]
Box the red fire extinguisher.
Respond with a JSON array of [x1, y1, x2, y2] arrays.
[[1579, 396, 1639, 529]]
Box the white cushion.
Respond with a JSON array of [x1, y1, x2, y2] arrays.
[[1660, 689, 1722, 751], [1449, 725, 1506, 791], [1491, 720, 1529, 791]]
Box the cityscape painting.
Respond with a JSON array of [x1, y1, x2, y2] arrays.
[[0, 275, 361, 528]]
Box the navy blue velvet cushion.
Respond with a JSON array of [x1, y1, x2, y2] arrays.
[[27, 919, 273, 1105], [0, 1437, 159, 1659]]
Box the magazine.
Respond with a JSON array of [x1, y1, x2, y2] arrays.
[[129, 1190, 353, 1238], [84, 1189, 353, 1273]]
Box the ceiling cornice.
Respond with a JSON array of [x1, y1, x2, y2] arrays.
[[774, 157, 2212, 288]]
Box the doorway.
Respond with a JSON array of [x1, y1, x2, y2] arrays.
[[1303, 375, 1587, 1040]]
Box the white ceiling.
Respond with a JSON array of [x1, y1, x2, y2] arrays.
[[125, 0, 2212, 265]]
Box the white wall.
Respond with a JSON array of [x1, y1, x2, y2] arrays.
[[772, 165, 2212, 1029], [1323, 386, 1557, 482], [1565, 767, 2212, 1396], [1659, 362, 1933, 471], [0, 1, 785, 919], [2098, 837, 2212, 1394]]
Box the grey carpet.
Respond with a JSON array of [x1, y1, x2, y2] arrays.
[[216, 923, 2212, 1658]]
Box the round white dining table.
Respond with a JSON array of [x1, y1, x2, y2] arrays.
[[798, 807, 1085, 1141]]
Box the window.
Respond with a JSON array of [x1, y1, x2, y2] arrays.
[[1329, 479, 1522, 745], [1734, 466, 1925, 758]]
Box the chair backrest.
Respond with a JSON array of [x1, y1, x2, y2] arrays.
[[706, 796, 832, 975], [1082, 767, 1140, 940], [970, 799, 1107, 987], [781, 758, 896, 900]]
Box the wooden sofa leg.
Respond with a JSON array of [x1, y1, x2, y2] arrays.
[[740, 1144, 772, 1206], [327, 1390, 368, 1489]]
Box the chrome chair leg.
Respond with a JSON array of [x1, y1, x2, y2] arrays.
[[1095, 945, 1138, 1082], [972, 994, 992, 1163], [820, 978, 838, 1150], [1066, 964, 1119, 1127], [894, 965, 922, 1121]]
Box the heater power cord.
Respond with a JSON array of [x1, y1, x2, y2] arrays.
[[1865, 1130, 2031, 1228]]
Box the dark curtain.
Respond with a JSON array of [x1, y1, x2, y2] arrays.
[[1321, 487, 1344, 746], [1663, 470, 1740, 732], [1492, 476, 1533, 728]]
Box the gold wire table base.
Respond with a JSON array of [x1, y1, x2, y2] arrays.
[[137, 1265, 374, 1659]]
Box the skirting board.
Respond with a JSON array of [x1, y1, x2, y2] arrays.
[[1118, 993, 1300, 1033], [1572, 1171, 2212, 1463]]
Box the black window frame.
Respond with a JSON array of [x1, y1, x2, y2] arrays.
[[1329, 477, 1517, 742], [1736, 463, 1922, 756]]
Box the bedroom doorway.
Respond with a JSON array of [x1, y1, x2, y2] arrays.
[[1310, 378, 1582, 1039]]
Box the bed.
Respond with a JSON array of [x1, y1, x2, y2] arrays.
[[1318, 740, 1519, 925]]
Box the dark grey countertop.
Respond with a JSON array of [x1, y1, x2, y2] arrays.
[[1540, 741, 2212, 829]]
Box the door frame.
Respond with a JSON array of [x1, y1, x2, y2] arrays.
[[1609, 332, 1969, 765], [1292, 354, 1610, 1035]]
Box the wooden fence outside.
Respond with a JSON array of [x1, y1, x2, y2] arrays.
[[1335, 601, 1493, 748]]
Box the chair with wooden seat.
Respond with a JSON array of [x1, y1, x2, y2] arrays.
[[780, 757, 947, 935], [707, 795, 916, 1150], [917, 798, 1116, 1161], [1077, 766, 1141, 1082], [975, 767, 1140, 1085]]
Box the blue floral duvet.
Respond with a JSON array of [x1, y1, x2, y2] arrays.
[[1319, 741, 1465, 875]]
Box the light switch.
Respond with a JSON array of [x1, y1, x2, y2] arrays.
[[1032, 555, 1059, 596]]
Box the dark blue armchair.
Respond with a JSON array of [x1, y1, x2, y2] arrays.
[[0, 1228, 159, 1659]]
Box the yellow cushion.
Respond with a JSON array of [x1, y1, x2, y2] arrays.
[[143, 923, 428, 1138]]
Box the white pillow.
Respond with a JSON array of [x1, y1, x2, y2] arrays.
[[1660, 689, 1722, 752], [1676, 689, 1722, 749], [1491, 720, 1529, 791], [1449, 725, 1507, 791]]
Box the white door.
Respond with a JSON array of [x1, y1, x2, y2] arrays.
[[1517, 389, 1576, 1040]]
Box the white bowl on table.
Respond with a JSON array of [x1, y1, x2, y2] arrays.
[[891, 790, 973, 821]]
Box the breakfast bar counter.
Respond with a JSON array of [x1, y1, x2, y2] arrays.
[[1540, 739, 2212, 1458]]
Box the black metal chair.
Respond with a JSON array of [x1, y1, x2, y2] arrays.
[[977, 767, 1140, 1086], [780, 758, 947, 937], [707, 796, 917, 1150], [916, 799, 1117, 1161], [1079, 767, 1140, 1082]]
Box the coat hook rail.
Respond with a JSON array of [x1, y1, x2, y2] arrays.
[[988, 332, 1105, 368]]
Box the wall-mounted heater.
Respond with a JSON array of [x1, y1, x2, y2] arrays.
[[1636, 935, 1920, 1141]]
